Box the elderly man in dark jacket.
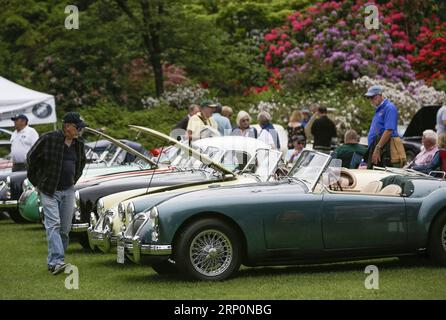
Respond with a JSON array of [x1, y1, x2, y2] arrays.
[[27, 112, 87, 275]]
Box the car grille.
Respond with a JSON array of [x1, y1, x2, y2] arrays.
[[124, 215, 147, 238]]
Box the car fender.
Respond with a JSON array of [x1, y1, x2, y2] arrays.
[[418, 187, 446, 232]]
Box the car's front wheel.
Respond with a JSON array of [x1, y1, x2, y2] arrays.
[[428, 211, 446, 265], [175, 218, 242, 281]]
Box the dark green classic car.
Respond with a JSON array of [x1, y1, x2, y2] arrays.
[[118, 150, 446, 281]]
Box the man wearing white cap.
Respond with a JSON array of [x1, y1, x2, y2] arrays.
[[10, 114, 39, 172], [364, 85, 402, 168]]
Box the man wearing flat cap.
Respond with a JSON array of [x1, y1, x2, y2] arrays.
[[27, 112, 87, 275], [364, 85, 404, 168], [186, 100, 219, 141], [10, 114, 39, 172]]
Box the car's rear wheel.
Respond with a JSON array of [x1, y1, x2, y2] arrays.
[[175, 218, 242, 281], [8, 208, 32, 224], [428, 211, 446, 265]]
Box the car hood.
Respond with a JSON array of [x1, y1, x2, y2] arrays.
[[403, 105, 441, 138], [79, 170, 210, 191], [122, 175, 256, 214], [129, 125, 235, 177], [84, 127, 157, 168]]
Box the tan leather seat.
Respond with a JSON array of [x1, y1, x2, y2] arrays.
[[378, 184, 402, 196], [339, 168, 357, 189], [362, 181, 383, 193]]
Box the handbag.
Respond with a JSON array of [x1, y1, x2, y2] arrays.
[[390, 136, 406, 166]]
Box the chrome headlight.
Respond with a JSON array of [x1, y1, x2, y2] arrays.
[[5, 176, 11, 199], [75, 191, 80, 209], [118, 202, 126, 222], [148, 206, 159, 242], [127, 202, 135, 221], [149, 206, 158, 219], [97, 199, 105, 216]]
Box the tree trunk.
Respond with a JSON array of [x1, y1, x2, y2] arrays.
[[151, 51, 163, 97], [140, 0, 164, 97], [116, 0, 164, 97]]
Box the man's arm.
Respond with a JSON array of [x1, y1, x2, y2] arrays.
[[372, 129, 392, 164], [26, 135, 46, 187], [27, 135, 45, 167]]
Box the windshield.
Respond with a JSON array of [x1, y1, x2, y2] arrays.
[[155, 146, 180, 164], [219, 150, 250, 171], [252, 149, 282, 179], [288, 150, 330, 188], [169, 144, 219, 170], [98, 144, 119, 164]]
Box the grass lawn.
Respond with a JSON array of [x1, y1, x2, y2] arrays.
[[1, 218, 445, 300]]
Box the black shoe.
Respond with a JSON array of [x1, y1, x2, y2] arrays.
[[52, 262, 70, 275]]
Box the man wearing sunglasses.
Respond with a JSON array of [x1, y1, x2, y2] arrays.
[[27, 112, 87, 275]]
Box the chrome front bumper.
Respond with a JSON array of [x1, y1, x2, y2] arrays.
[[71, 223, 89, 232], [0, 200, 18, 209], [117, 236, 172, 264], [87, 227, 118, 253]]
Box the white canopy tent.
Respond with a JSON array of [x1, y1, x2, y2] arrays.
[[0, 76, 57, 127]]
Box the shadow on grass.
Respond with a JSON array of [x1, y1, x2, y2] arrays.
[[23, 225, 45, 231], [237, 256, 438, 278], [120, 271, 185, 283], [112, 256, 440, 284]]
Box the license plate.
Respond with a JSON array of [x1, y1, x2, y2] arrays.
[[117, 245, 125, 264]]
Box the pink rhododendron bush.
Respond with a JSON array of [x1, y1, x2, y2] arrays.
[[245, 0, 446, 137]]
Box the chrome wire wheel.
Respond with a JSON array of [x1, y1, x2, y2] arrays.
[[189, 229, 233, 277]]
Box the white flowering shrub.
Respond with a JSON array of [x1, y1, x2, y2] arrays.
[[141, 96, 161, 109], [141, 85, 210, 110], [249, 99, 289, 122], [353, 76, 446, 123]]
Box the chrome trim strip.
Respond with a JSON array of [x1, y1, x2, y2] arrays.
[[71, 223, 89, 232], [0, 200, 18, 208]]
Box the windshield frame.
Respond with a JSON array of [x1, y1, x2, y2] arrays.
[[84, 127, 157, 168], [287, 149, 332, 192]]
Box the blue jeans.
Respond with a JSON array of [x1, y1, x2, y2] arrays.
[[40, 187, 75, 268]]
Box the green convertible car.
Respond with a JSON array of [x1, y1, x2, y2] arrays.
[[118, 149, 446, 281]]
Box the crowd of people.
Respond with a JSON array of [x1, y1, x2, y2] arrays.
[[172, 100, 282, 151], [169, 85, 446, 175]]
